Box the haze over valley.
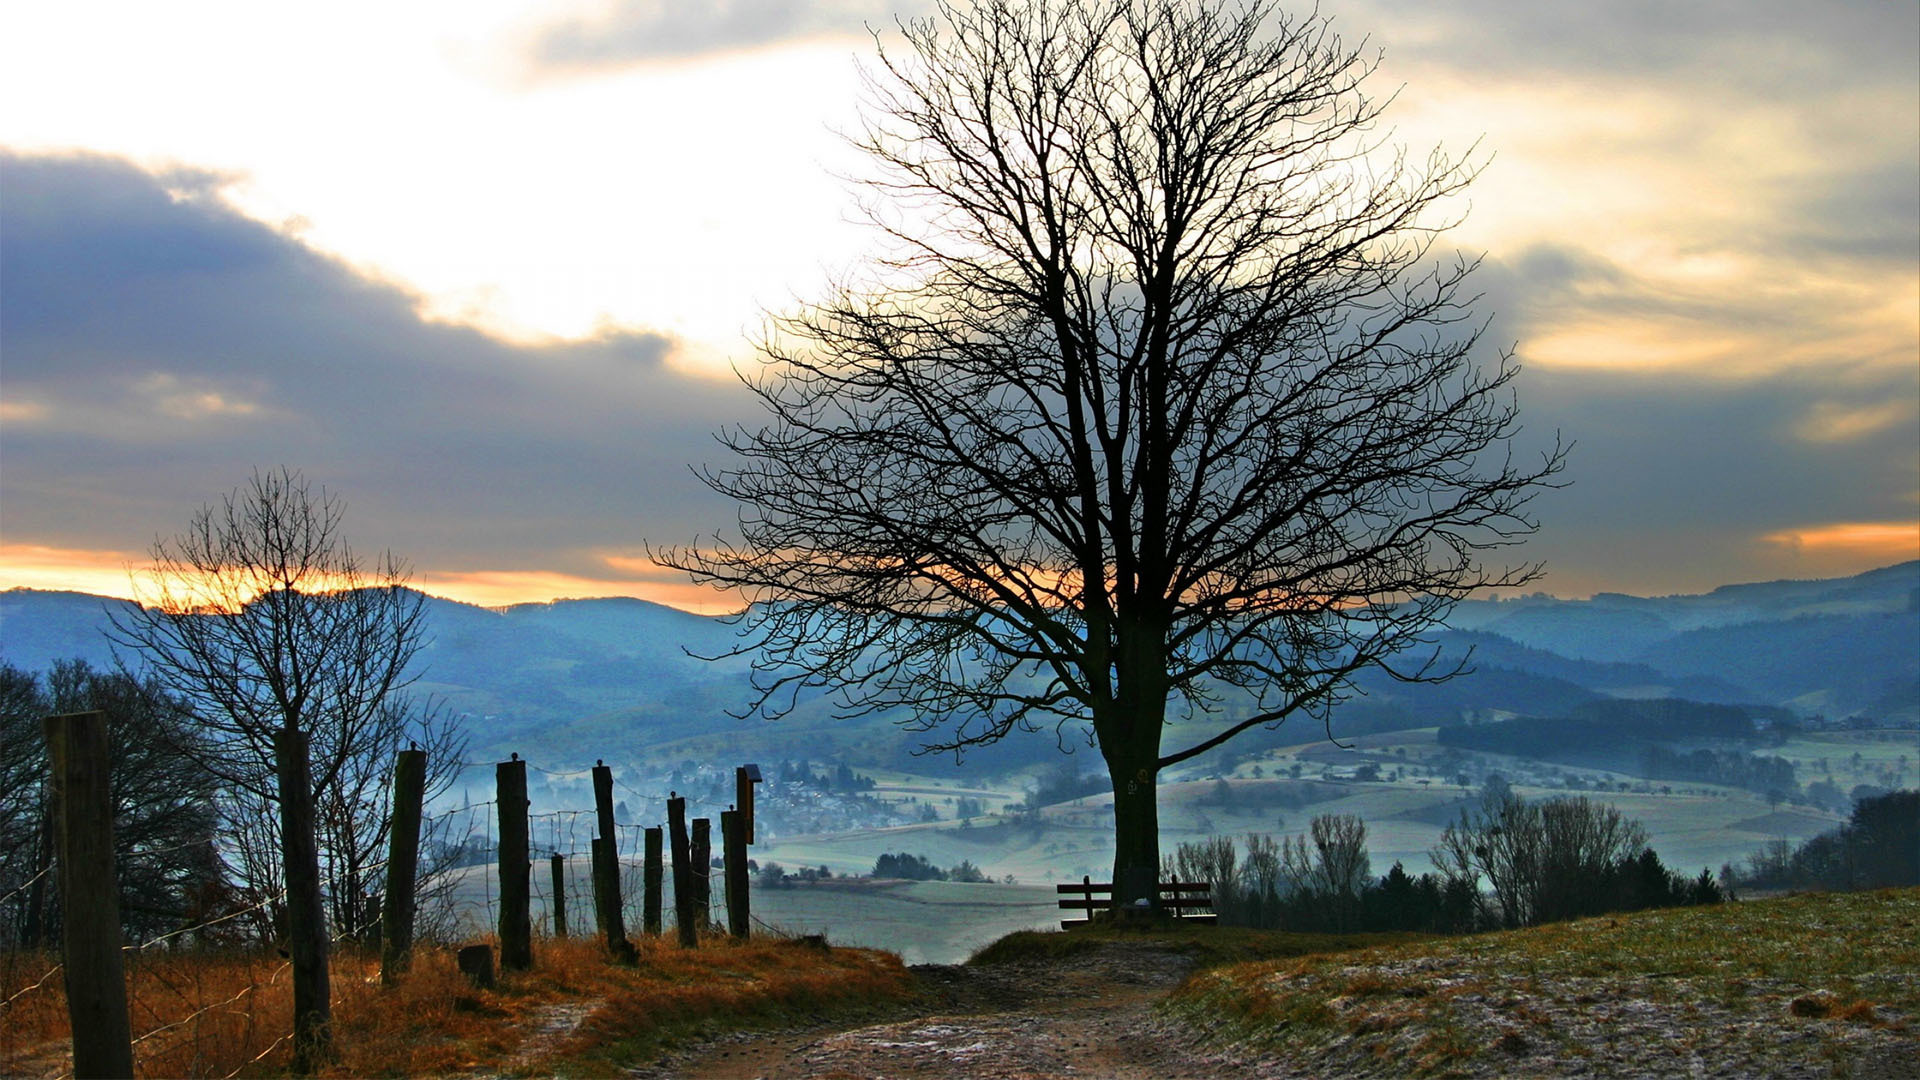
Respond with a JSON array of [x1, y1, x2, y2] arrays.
[[6, 559, 1913, 960]]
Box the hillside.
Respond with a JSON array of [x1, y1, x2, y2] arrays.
[[3, 563, 1914, 771], [1168, 887, 1919, 1078]]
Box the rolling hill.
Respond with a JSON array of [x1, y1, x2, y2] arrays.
[[2, 561, 1914, 770]]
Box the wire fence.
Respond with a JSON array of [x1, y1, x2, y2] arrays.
[[3, 752, 748, 1080]]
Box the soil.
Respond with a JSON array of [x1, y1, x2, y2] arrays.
[[626, 941, 1290, 1079], [621, 939, 1920, 1080]]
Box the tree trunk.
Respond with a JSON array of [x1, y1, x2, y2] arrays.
[[380, 748, 426, 983], [22, 804, 52, 947], [1107, 753, 1161, 911], [274, 728, 331, 1073], [1104, 638, 1169, 911]]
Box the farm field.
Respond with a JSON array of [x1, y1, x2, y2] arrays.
[[433, 864, 1060, 965]]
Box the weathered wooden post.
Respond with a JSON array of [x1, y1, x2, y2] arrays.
[[43, 712, 134, 1080], [591, 761, 621, 931], [380, 746, 427, 983], [273, 727, 332, 1070], [721, 808, 749, 938], [497, 755, 532, 970], [589, 840, 608, 935], [691, 817, 712, 932], [668, 793, 696, 946], [587, 761, 635, 960], [550, 853, 568, 938], [643, 826, 663, 935]]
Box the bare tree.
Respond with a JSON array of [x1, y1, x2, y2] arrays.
[[0, 661, 227, 949], [1432, 790, 1648, 927], [664, 0, 1565, 905], [108, 467, 435, 1069]]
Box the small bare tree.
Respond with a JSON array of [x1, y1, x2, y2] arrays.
[[665, 0, 1565, 906], [109, 467, 437, 1069], [1432, 790, 1648, 927]]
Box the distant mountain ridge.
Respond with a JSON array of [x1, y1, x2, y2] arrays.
[[3, 561, 1914, 767]]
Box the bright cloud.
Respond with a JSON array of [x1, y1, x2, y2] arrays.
[[1762, 522, 1920, 563]]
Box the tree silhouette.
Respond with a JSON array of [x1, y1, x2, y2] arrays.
[[108, 467, 438, 1069], [665, 0, 1564, 905]]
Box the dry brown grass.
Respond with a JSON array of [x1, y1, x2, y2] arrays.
[[1, 932, 913, 1077]]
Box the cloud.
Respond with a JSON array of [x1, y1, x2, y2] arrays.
[[1761, 522, 1920, 560], [526, 0, 918, 73], [1508, 359, 1919, 594], [1472, 241, 1918, 379], [0, 150, 751, 586], [1353, 0, 1918, 98]]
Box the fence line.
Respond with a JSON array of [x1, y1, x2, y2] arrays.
[[124, 888, 289, 954], [222, 1032, 290, 1080], [0, 865, 50, 909], [4, 960, 63, 1007]]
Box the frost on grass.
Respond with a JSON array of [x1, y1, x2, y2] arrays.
[[1167, 888, 1919, 1078]]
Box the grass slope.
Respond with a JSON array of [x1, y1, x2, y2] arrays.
[[0, 934, 913, 1078], [1166, 888, 1919, 1077]]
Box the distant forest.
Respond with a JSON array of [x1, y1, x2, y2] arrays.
[[1437, 698, 1806, 798]]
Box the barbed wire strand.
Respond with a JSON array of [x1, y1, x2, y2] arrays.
[[223, 1031, 291, 1080], [124, 888, 289, 954], [3, 961, 62, 1008], [0, 864, 51, 908]]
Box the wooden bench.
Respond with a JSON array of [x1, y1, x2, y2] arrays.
[[1056, 876, 1217, 928]]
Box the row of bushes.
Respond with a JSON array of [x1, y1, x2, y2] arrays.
[[1166, 793, 1724, 934]]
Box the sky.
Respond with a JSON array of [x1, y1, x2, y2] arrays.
[[1, 0, 1916, 614]]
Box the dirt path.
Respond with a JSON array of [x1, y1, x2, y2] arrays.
[[630, 942, 1279, 1080]]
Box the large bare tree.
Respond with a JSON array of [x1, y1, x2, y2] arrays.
[[109, 467, 436, 1069], [666, 0, 1565, 906]]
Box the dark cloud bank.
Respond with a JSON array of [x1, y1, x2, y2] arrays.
[[1, 150, 1912, 596], [0, 151, 747, 578]]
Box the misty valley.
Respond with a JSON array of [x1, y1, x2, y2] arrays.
[[5, 560, 1914, 965]]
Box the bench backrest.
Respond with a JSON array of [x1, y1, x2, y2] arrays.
[[1056, 876, 1213, 911]]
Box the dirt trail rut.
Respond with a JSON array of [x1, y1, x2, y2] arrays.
[[629, 941, 1277, 1080]]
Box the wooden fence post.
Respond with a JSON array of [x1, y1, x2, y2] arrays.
[[497, 756, 532, 970], [587, 761, 634, 960], [721, 808, 749, 938], [667, 793, 696, 947], [550, 853, 568, 938], [43, 712, 134, 1080], [380, 747, 427, 983], [691, 817, 712, 932], [643, 827, 663, 936], [589, 840, 608, 936], [591, 761, 621, 932], [273, 727, 332, 1071]]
